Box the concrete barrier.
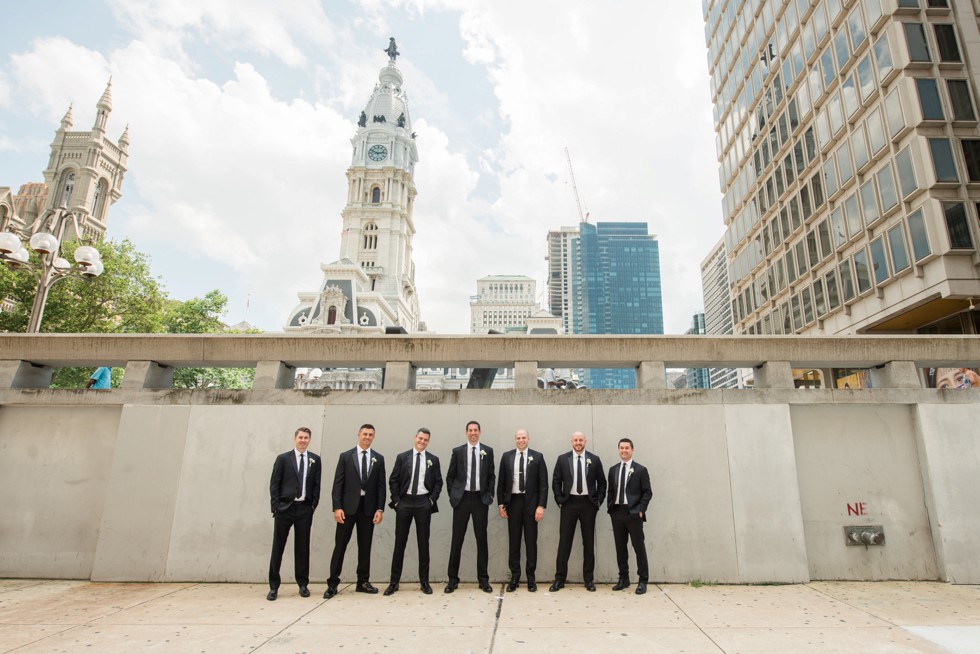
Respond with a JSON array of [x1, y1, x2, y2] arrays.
[[0, 334, 978, 585]]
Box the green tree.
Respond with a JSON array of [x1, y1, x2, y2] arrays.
[[0, 239, 256, 389], [164, 290, 256, 390]]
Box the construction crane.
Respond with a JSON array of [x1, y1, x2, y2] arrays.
[[565, 146, 590, 223]]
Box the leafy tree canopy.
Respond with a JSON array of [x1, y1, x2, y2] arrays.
[[0, 239, 257, 389]]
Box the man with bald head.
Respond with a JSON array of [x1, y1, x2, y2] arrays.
[[497, 429, 548, 592], [550, 431, 605, 592]]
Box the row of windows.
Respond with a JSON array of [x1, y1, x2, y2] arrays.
[[733, 201, 980, 331]]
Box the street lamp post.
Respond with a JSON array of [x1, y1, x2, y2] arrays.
[[0, 206, 104, 333]]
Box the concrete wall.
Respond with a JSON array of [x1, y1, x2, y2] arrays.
[[2, 388, 979, 585]]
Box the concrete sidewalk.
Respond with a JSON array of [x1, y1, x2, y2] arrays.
[[1, 580, 979, 653]]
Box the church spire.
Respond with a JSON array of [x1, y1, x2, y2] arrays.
[[118, 124, 130, 151], [93, 77, 112, 133], [59, 104, 73, 131]]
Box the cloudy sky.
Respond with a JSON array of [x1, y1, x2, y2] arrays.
[[0, 0, 722, 335]]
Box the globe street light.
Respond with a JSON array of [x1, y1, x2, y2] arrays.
[[0, 206, 104, 333]]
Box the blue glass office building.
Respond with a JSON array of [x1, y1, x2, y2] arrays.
[[569, 222, 664, 388]]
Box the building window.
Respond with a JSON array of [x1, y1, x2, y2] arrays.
[[943, 202, 973, 249], [59, 170, 75, 207], [907, 209, 932, 261], [853, 249, 873, 293], [840, 259, 856, 301], [876, 163, 899, 212], [929, 138, 959, 182], [870, 236, 890, 284], [860, 179, 880, 226], [947, 80, 976, 121], [371, 187, 381, 203], [904, 23, 931, 63], [934, 25, 961, 63], [896, 146, 919, 197], [961, 140, 980, 182], [825, 269, 841, 310], [362, 222, 379, 249], [327, 306, 337, 325], [874, 34, 894, 82], [888, 224, 911, 274], [916, 78, 945, 121]]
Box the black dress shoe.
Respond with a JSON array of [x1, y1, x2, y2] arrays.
[[585, 582, 597, 592], [612, 579, 630, 591], [383, 583, 398, 596], [635, 581, 647, 595], [506, 579, 519, 592], [299, 586, 310, 597], [356, 582, 379, 594], [480, 582, 493, 593], [548, 581, 563, 592], [444, 581, 458, 594], [527, 580, 537, 592], [266, 589, 278, 601], [420, 582, 433, 594], [323, 587, 337, 599]]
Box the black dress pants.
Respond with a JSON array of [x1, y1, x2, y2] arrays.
[[268, 501, 313, 589], [506, 494, 538, 580], [554, 496, 597, 583], [328, 497, 374, 587], [611, 505, 649, 582], [389, 494, 433, 583], [447, 491, 489, 584]]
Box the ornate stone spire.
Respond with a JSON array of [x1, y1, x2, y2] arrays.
[[118, 124, 130, 150], [97, 77, 112, 112], [59, 104, 73, 131]]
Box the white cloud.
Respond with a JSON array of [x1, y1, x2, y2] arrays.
[[8, 37, 110, 122]]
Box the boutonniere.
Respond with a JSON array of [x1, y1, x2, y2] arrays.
[[627, 468, 634, 477], [309, 459, 316, 467], [371, 456, 378, 464], [426, 460, 433, 468], [528, 455, 534, 462], [479, 450, 486, 458], [586, 458, 592, 466]]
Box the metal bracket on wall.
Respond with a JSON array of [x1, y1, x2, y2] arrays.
[[844, 525, 885, 547]]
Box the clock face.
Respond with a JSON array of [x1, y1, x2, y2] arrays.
[[368, 145, 388, 162]]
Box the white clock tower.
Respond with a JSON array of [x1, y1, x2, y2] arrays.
[[286, 39, 424, 334]]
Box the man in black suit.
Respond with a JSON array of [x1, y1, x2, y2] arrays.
[[324, 423, 386, 598], [384, 428, 443, 596], [550, 431, 605, 592], [497, 428, 548, 592], [607, 437, 653, 595], [267, 426, 321, 601], [445, 420, 495, 593]]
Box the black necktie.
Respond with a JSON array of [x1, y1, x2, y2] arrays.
[[519, 452, 526, 492], [361, 450, 368, 488], [576, 455, 584, 494], [299, 453, 305, 492], [470, 446, 478, 491], [412, 452, 422, 495], [619, 464, 627, 504]]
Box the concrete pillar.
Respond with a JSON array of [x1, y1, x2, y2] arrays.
[[383, 362, 416, 390], [869, 360, 921, 389], [514, 361, 538, 389], [0, 360, 54, 389], [636, 361, 667, 389], [754, 361, 794, 389], [121, 361, 173, 390], [252, 361, 295, 390]]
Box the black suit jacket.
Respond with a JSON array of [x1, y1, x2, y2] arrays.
[[606, 461, 653, 520], [270, 450, 321, 514], [552, 450, 606, 508], [332, 448, 386, 515], [446, 442, 495, 507], [497, 448, 548, 512], [388, 449, 443, 513]]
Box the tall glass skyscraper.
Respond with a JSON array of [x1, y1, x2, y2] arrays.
[[703, 0, 980, 338], [565, 222, 664, 388]]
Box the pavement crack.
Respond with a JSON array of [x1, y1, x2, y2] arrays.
[[487, 583, 505, 653], [657, 584, 727, 653]]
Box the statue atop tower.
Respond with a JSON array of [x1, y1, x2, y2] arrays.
[[285, 40, 424, 334]]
